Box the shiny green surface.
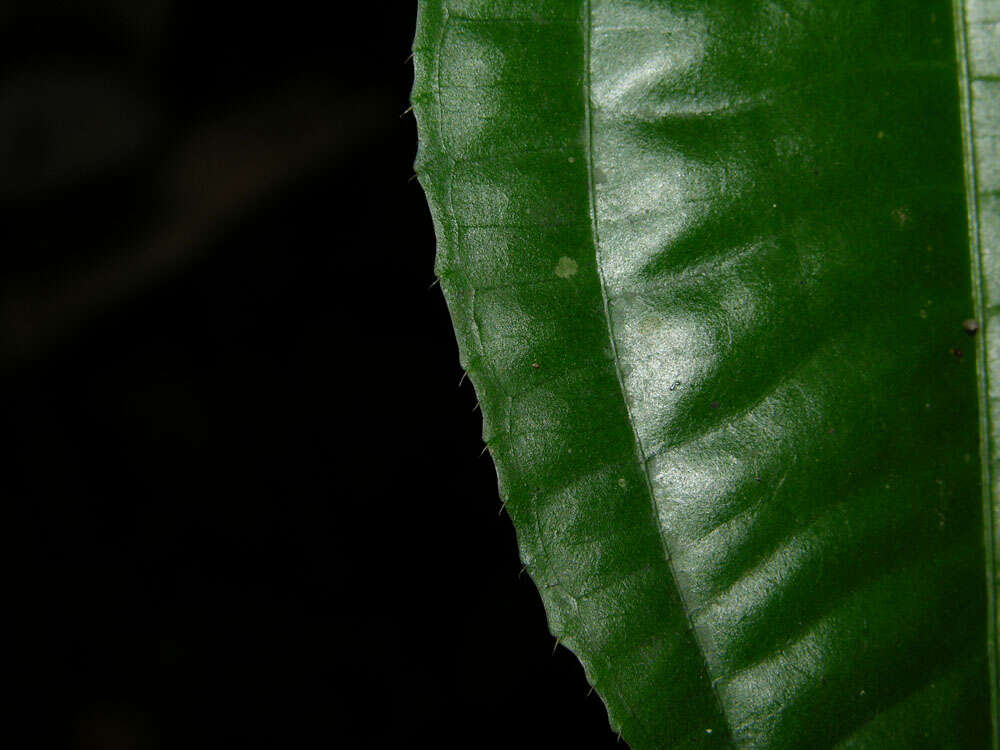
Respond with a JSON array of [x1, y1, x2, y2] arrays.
[[412, 1, 999, 746]]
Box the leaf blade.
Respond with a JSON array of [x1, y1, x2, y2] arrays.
[[413, 0, 997, 746], [414, 5, 729, 744]]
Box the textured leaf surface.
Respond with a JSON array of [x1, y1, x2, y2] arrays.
[[412, 0, 999, 746]]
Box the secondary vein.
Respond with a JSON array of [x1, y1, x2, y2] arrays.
[[581, 0, 736, 743]]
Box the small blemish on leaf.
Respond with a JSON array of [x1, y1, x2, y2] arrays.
[[554, 256, 578, 278], [618, 478, 627, 489], [531, 362, 540, 369], [963, 318, 979, 335], [709, 401, 720, 410], [892, 207, 910, 228], [950, 347, 964, 361]]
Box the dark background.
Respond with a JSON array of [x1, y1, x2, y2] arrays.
[[4, 2, 618, 747]]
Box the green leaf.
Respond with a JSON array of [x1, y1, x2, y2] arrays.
[[411, 0, 1000, 746]]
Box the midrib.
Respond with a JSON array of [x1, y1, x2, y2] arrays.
[[952, 0, 1000, 746]]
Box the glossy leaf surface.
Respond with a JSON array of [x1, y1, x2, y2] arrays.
[[412, 0, 1000, 746]]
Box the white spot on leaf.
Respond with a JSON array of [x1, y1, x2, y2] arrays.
[[555, 256, 578, 279]]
